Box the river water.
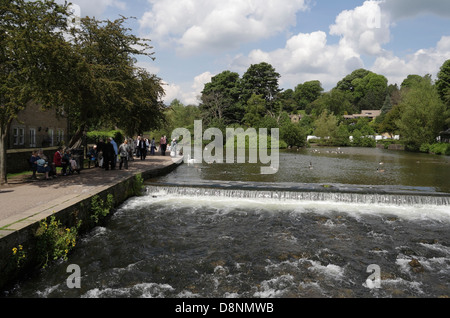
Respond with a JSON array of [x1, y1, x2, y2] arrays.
[[2, 148, 450, 298]]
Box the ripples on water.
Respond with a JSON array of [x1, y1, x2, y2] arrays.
[[4, 192, 450, 298], [2, 148, 450, 298]]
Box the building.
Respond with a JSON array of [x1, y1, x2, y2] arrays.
[[8, 101, 68, 150], [343, 110, 381, 120], [289, 114, 303, 123], [6, 101, 68, 174], [439, 128, 450, 143]]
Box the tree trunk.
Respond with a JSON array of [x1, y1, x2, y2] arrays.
[[68, 124, 85, 148], [0, 129, 8, 185]]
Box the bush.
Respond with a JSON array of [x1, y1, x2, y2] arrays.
[[428, 143, 450, 155], [87, 130, 125, 144]]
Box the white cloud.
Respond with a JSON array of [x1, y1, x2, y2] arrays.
[[329, 0, 391, 56], [162, 72, 214, 105], [139, 0, 309, 55], [63, 0, 127, 17], [230, 30, 364, 91], [372, 36, 450, 85]]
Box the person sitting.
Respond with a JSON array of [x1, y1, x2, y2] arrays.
[[53, 147, 68, 176], [87, 145, 98, 168], [62, 149, 71, 176], [29, 150, 40, 179], [69, 154, 81, 174], [36, 157, 52, 180]]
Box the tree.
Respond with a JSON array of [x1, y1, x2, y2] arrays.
[[243, 94, 267, 127], [396, 76, 447, 151], [307, 89, 354, 116], [313, 111, 339, 145], [294, 80, 324, 110], [336, 69, 388, 111], [401, 74, 425, 89], [240, 62, 281, 114], [65, 16, 158, 146], [436, 59, 450, 128], [200, 70, 242, 124], [0, 0, 70, 184]]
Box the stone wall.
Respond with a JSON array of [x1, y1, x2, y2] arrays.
[[0, 161, 181, 290]]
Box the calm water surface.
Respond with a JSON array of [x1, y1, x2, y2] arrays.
[[2, 148, 450, 298]]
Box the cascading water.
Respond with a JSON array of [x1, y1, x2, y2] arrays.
[[2, 148, 449, 298], [146, 184, 450, 206]]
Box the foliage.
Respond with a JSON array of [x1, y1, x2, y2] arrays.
[[395, 76, 447, 151], [11, 245, 27, 269], [132, 174, 145, 197], [90, 194, 115, 224], [420, 143, 450, 156], [35, 216, 81, 268], [0, 0, 70, 184], [87, 130, 125, 144]]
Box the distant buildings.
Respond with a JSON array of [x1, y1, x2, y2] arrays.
[[343, 110, 381, 120], [289, 114, 303, 123]]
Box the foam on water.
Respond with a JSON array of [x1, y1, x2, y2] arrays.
[[140, 186, 450, 223]]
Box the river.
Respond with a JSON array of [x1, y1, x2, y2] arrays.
[[2, 147, 450, 298]]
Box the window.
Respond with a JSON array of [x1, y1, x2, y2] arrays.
[[48, 129, 54, 147], [56, 129, 64, 145], [13, 127, 25, 146], [29, 128, 36, 148]]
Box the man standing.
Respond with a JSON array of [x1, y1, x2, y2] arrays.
[[160, 135, 167, 156], [138, 137, 147, 160], [118, 139, 131, 170], [109, 137, 118, 169]]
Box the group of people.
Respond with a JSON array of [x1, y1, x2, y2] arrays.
[[30, 134, 178, 181], [30, 147, 80, 180]]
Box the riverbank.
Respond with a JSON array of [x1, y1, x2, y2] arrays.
[[0, 155, 182, 290]]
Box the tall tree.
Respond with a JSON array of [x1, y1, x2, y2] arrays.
[[436, 59, 450, 128], [396, 76, 447, 151], [200, 71, 242, 124], [240, 62, 281, 114], [0, 0, 70, 184], [65, 16, 157, 146], [294, 80, 324, 110]]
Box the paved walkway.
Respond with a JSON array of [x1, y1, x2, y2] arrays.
[[0, 156, 179, 237]]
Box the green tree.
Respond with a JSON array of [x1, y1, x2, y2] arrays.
[[66, 16, 158, 146], [0, 0, 70, 184], [436, 59, 450, 128], [336, 69, 388, 111], [307, 89, 354, 116], [243, 94, 267, 127], [313, 111, 339, 145], [401, 74, 425, 90], [240, 62, 281, 114], [396, 77, 447, 151], [294, 80, 324, 110], [201, 70, 242, 124]]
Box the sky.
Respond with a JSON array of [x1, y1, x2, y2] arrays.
[[62, 0, 450, 105]]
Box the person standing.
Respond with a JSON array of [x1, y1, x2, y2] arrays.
[[109, 137, 118, 169], [150, 137, 156, 155], [118, 139, 131, 170], [138, 137, 147, 160], [160, 135, 167, 156], [103, 139, 115, 170]]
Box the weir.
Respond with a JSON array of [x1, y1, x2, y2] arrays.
[[146, 183, 450, 206]]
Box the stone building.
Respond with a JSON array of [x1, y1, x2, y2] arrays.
[[6, 101, 68, 173], [8, 101, 68, 150]]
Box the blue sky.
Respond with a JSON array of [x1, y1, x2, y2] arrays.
[[64, 0, 450, 105]]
